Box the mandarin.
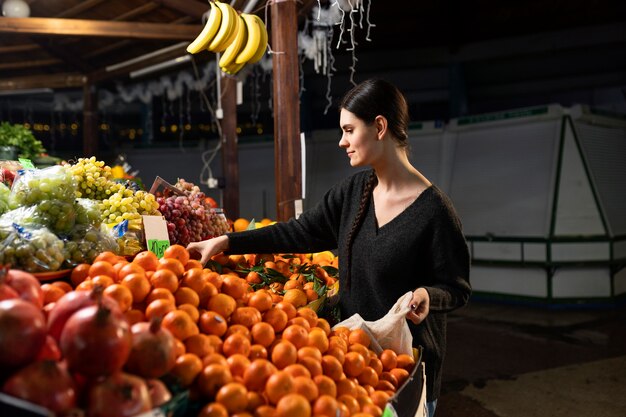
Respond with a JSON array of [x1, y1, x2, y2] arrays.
[[170, 353, 203, 387], [163, 244, 190, 265], [207, 293, 237, 319], [88, 260, 116, 280], [270, 340, 297, 370], [150, 269, 179, 293], [275, 393, 310, 417], [265, 371, 295, 405], [132, 250, 159, 271], [243, 359, 276, 391], [157, 257, 185, 278], [70, 263, 90, 286], [121, 273, 151, 303], [216, 382, 248, 413], [162, 309, 199, 341], [196, 364, 233, 398], [199, 310, 228, 336]]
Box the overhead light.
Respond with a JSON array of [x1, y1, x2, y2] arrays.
[[105, 42, 188, 72], [0, 88, 53, 97], [129, 55, 191, 79], [2, 0, 30, 17]]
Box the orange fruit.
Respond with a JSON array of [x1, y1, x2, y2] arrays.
[[251, 321, 275, 348], [362, 403, 383, 417], [182, 268, 213, 304], [170, 353, 203, 387], [145, 287, 176, 305], [88, 260, 116, 280], [75, 280, 94, 292], [369, 357, 383, 375], [380, 372, 399, 389], [370, 390, 390, 410], [203, 271, 223, 291], [249, 344, 268, 360], [199, 311, 228, 337], [103, 283, 133, 312], [174, 287, 200, 307], [221, 275, 249, 300], [198, 402, 228, 417], [396, 353, 416, 371], [298, 356, 323, 379], [120, 272, 151, 303], [185, 259, 204, 271], [150, 269, 179, 293], [124, 309, 145, 326], [203, 352, 228, 367], [348, 343, 371, 364], [216, 382, 248, 413], [162, 309, 199, 341], [389, 367, 410, 387], [343, 351, 366, 377], [245, 271, 262, 285], [263, 307, 289, 333], [312, 395, 339, 417], [91, 274, 115, 288], [283, 363, 311, 379], [292, 375, 318, 402], [222, 332, 251, 357], [265, 370, 295, 405], [336, 378, 357, 398], [132, 250, 159, 271], [282, 289, 307, 308], [375, 379, 396, 393], [275, 393, 310, 417], [283, 280, 302, 291], [275, 301, 297, 320], [243, 359, 277, 392], [41, 283, 65, 305], [158, 257, 185, 278], [224, 324, 251, 340], [255, 405, 278, 417], [337, 394, 360, 415], [246, 391, 266, 411], [93, 251, 121, 265], [316, 318, 331, 336], [321, 355, 344, 381], [270, 340, 297, 370], [50, 281, 74, 293], [247, 290, 273, 313], [233, 218, 250, 232], [287, 316, 311, 331], [70, 263, 91, 286], [117, 262, 146, 281], [113, 260, 130, 277], [297, 346, 323, 363], [196, 364, 233, 398], [178, 303, 200, 323], [379, 349, 398, 371], [357, 366, 379, 387], [296, 307, 318, 328], [313, 374, 336, 398], [226, 353, 251, 378], [329, 336, 348, 353], [282, 324, 309, 349], [184, 333, 214, 357], [163, 244, 190, 265], [307, 327, 329, 353], [231, 306, 262, 329], [207, 293, 237, 319], [348, 328, 371, 348], [331, 326, 350, 342]]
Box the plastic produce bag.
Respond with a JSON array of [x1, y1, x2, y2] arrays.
[[0, 223, 66, 272], [74, 198, 102, 226], [0, 183, 10, 215], [333, 291, 414, 356], [0, 206, 45, 228], [63, 224, 119, 267], [9, 165, 76, 206]]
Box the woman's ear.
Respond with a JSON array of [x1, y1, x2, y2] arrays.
[[374, 115, 388, 140]]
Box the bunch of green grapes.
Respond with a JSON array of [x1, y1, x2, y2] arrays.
[[0, 225, 66, 272], [99, 189, 160, 226], [9, 165, 76, 206], [35, 199, 76, 234], [0, 206, 44, 228], [0, 183, 11, 215], [63, 225, 119, 266], [69, 157, 124, 200], [74, 198, 102, 226]]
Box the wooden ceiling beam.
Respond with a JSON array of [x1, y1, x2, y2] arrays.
[[31, 39, 95, 73], [0, 74, 86, 91], [56, 0, 107, 18], [155, 0, 209, 20], [0, 17, 202, 40], [0, 43, 39, 54], [113, 3, 161, 21], [0, 58, 62, 71]]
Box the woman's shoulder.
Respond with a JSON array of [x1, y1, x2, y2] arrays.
[[423, 185, 463, 222]]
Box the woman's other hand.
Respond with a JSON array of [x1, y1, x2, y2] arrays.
[[186, 235, 230, 265], [407, 287, 430, 325]]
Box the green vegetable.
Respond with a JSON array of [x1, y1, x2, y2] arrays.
[[0, 122, 46, 160]]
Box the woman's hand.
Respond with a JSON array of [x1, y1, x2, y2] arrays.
[[186, 235, 230, 265], [406, 287, 430, 325]]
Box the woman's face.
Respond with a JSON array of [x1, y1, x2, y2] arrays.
[[338, 109, 381, 167]]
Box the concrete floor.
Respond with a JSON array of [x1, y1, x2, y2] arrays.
[[437, 300, 626, 417]]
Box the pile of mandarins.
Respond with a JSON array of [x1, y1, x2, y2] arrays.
[[38, 245, 416, 417]]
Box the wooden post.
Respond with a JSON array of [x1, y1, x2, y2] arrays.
[[220, 74, 240, 219], [271, 0, 301, 221], [82, 81, 98, 157]]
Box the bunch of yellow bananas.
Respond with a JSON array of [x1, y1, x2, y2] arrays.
[[186, 1, 268, 75]]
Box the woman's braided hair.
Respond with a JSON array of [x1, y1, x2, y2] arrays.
[[339, 79, 410, 290]]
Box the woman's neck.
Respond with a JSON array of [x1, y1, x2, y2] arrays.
[[373, 151, 430, 193]]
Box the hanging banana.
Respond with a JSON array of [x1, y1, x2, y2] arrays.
[[219, 15, 248, 68], [186, 2, 222, 54], [235, 14, 265, 65], [207, 1, 240, 53]]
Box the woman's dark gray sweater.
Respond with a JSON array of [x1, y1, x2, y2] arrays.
[[227, 169, 471, 401]]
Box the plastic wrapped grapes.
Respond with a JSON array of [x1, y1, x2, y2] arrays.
[[0, 183, 11, 215], [36, 199, 77, 234], [0, 224, 66, 272], [74, 198, 102, 226], [0, 206, 45, 228], [62, 225, 119, 266], [9, 165, 77, 206]]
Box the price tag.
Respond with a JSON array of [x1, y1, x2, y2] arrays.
[[147, 239, 170, 258], [142, 215, 170, 258], [18, 158, 35, 169]]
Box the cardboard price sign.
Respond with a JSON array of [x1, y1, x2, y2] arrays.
[[142, 215, 170, 258]]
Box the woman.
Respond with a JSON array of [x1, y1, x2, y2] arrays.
[[188, 78, 471, 416]]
